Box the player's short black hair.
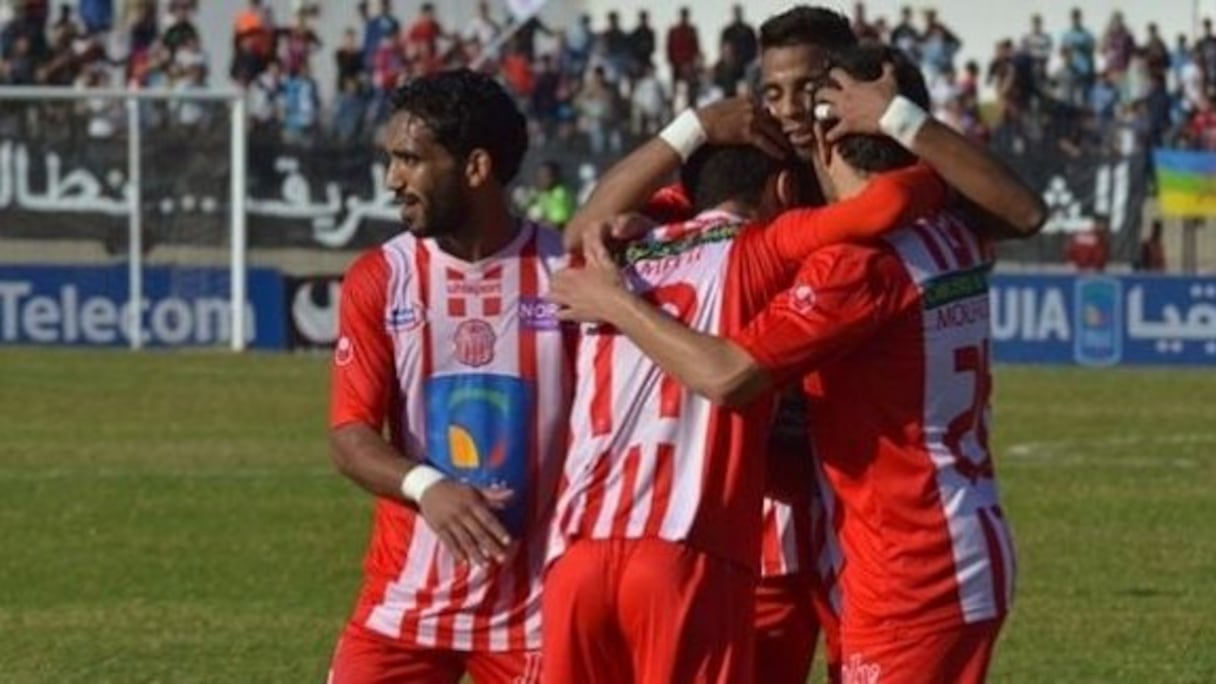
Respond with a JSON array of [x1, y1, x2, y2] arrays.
[[759, 6, 857, 52], [390, 69, 528, 185], [820, 45, 928, 174], [680, 145, 810, 214]]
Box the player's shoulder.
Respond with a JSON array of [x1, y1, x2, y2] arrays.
[[530, 220, 567, 257], [796, 239, 907, 287], [345, 246, 391, 282]]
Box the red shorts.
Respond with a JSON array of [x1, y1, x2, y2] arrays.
[[753, 573, 818, 684], [840, 618, 1004, 684], [542, 538, 754, 684], [328, 621, 541, 684]]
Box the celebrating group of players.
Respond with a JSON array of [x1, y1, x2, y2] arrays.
[[324, 6, 1046, 684]]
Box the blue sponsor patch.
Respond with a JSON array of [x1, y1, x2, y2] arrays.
[[424, 374, 534, 537]]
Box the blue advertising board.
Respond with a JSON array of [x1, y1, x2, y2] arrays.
[[991, 274, 1216, 366], [0, 264, 286, 349]]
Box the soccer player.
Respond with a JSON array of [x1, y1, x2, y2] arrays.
[[550, 45, 1027, 684], [565, 10, 1043, 680], [540, 138, 946, 683], [326, 70, 569, 684]]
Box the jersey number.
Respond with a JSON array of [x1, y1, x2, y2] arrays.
[[943, 340, 994, 482], [591, 282, 698, 436]]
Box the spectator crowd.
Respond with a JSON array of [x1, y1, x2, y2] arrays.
[[0, 1, 1209, 153], [0, 0, 1209, 253]]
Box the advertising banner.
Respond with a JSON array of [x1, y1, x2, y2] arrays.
[[0, 264, 286, 348]]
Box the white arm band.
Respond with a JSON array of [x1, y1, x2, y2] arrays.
[[400, 464, 447, 502], [658, 109, 708, 162], [878, 95, 930, 150]]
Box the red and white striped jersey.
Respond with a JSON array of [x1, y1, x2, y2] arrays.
[[735, 211, 1015, 633], [329, 221, 573, 652], [549, 210, 798, 571]]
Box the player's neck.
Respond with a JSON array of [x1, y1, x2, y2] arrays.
[[437, 202, 520, 263], [711, 199, 754, 220]]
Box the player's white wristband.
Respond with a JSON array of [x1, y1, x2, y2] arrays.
[[400, 464, 447, 502], [658, 109, 708, 162], [878, 95, 930, 150]]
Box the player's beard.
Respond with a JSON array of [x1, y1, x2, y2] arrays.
[[405, 173, 468, 240]]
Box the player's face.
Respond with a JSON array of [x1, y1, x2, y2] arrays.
[[384, 112, 467, 239], [761, 43, 829, 163]]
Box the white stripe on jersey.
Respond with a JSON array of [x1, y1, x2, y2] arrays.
[[885, 215, 1015, 625], [367, 525, 439, 636]]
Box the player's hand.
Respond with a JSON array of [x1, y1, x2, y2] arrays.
[[695, 97, 791, 159], [816, 63, 899, 144], [578, 213, 655, 267], [549, 262, 625, 324], [418, 479, 513, 566]]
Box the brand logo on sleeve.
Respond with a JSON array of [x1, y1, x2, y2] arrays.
[[790, 284, 817, 315], [386, 305, 423, 331], [334, 336, 354, 366]]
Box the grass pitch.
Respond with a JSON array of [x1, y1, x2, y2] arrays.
[[0, 348, 1214, 683]]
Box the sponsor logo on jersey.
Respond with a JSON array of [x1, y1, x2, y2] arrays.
[[922, 264, 992, 310], [453, 318, 496, 367], [446, 279, 503, 297], [518, 296, 560, 331], [842, 654, 882, 684], [424, 374, 534, 536], [1074, 276, 1122, 366], [620, 222, 741, 266]]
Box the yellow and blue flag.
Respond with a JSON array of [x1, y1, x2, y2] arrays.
[[1155, 148, 1216, 218]]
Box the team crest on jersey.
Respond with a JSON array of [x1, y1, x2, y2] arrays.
[[424, 373, 534, 536], [334, 336, 354, 366], [842, 654, 882, 684], [453, 319, 497, 367], [385, 305, 423, 331], [791, 284, 817, 315]]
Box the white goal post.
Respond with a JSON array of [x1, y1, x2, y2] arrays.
[[0, 86, 249, 351]]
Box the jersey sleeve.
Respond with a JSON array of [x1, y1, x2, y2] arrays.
[[731, 244, 904, 388], [756, 164, 946, 264], [329, 249, 396, 430], [641, 183, 694, 224]]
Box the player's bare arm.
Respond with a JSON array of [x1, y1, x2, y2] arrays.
[[817, 64, 1047, 239], [564, 97, 790, 252], [329, 425, 513, 565], [548, 259, 769, 407]]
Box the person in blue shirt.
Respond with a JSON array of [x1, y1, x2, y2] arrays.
[[359, 0, 399, 70], [1061, 7, 1096, 98]]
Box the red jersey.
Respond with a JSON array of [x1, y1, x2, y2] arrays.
[[551, 166, 947, 572], [329, 222, 573, 652], [733, 212, 1016, 634]]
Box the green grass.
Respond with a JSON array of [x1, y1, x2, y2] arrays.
[[1, 349, 1214, 683]]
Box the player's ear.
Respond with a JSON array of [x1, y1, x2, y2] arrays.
[[465, 148, 494, 189], [774, 170, 797, 209]]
